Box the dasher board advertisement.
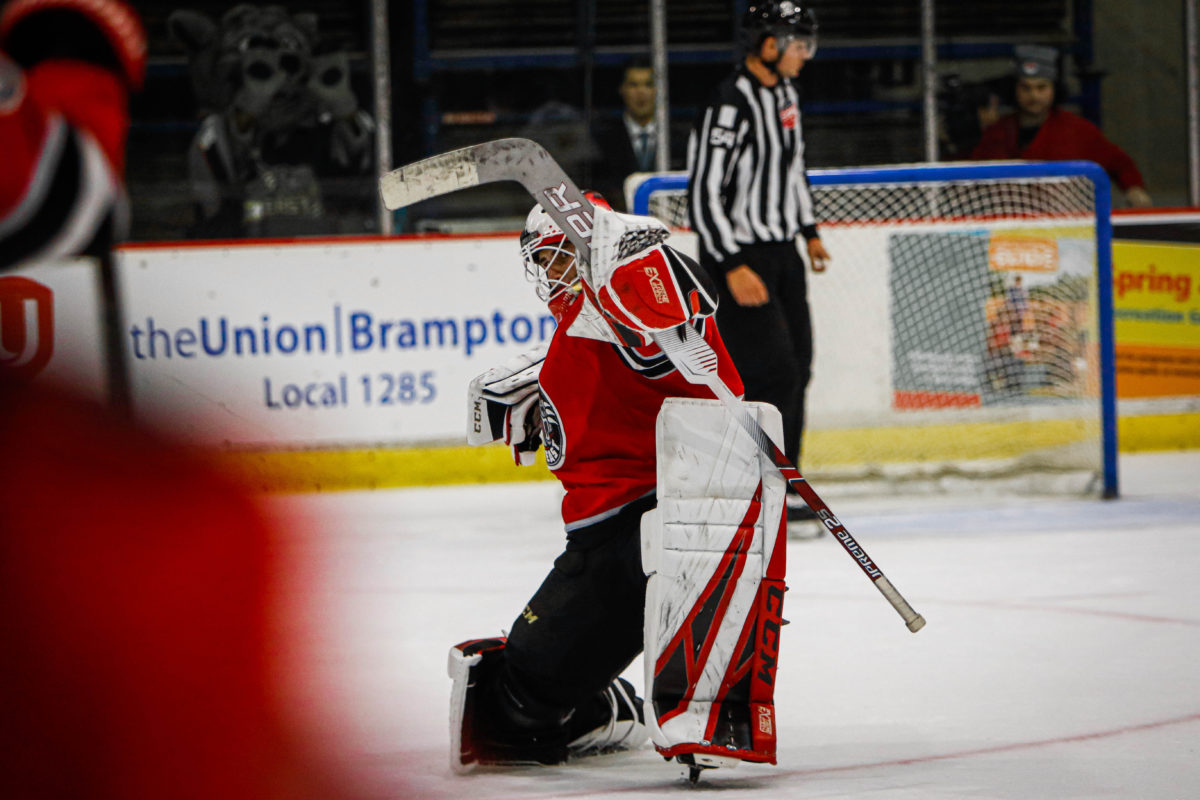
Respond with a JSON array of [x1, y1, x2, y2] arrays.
[[119, 237, 554, 447], [1111, 241, 1200, 398], [0, 259, 107, 402]]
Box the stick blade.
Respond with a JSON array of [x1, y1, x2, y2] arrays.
[[376, 138, 597, 261], [378, 147, 482, 210]]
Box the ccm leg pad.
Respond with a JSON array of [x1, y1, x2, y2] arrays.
[[642, 398, 788, 766]]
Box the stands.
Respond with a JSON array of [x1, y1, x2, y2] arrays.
[[126, 0, 1094, 239]]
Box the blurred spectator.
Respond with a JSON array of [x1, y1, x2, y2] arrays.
[[518, 75, 598, 194], [591, 56, 685, 211], [971, 45, 1152, 207], [168, 4, 376, 238], [938, 73, 1004, 160]]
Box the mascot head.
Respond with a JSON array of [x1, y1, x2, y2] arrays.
[[168, 4, 319, 130]]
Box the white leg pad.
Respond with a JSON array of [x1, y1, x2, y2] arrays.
[[642, 398, 788, 764]]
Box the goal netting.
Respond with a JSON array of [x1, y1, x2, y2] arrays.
[[628, 161, 1118, 498]]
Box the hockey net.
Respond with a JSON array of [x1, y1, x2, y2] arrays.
[[628, 162, 1117, 497]]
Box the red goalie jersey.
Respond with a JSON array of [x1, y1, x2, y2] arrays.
[[538, 247, 743, 532]]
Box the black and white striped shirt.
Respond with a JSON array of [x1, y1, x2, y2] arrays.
[[686, 66, 818, 268]]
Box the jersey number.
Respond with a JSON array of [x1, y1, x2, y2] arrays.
[[709, 128, 736, 148]]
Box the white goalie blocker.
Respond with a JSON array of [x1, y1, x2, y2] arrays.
[[641, 398, 788, 768], [466, 344, 547, 465]]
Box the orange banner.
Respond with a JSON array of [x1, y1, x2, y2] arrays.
[[988, 236, 1060, 272], [1114, 345, 1200, 398], [1112, 242, 1200, 398]]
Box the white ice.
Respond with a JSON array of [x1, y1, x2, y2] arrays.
[[269, 450, 1200, 799]]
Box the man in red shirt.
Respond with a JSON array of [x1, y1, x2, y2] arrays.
[[971, 44, 1152, 207]]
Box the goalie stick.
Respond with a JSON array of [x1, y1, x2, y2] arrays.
[[652, 325, 925, 632], [379, 138, 925, 633]]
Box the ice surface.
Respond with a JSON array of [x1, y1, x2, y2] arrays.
[[268, 451, 1200, 799]]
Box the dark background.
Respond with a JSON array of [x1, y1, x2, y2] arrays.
[[125, 0, 1187, 240]]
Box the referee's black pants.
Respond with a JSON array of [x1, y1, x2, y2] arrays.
[[708, 241, 813, 466]]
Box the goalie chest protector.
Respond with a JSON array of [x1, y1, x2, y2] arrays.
[[538, 295, 743, 531]]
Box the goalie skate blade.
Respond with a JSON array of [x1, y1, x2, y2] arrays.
[[675, 753, 739, 784]]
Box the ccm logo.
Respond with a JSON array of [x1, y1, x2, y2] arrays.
[[471, 399, 484, 434], [757, 705, 774, 735], [0, 276, 54, 380], [755, 583, 785, 686]]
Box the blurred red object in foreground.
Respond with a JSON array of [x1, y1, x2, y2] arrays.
[[0, 382, 365, 800]]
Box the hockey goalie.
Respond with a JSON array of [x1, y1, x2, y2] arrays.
[[451, 194, 789, 778]]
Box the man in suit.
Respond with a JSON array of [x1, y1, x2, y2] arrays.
[[592, 56, 681, 211]]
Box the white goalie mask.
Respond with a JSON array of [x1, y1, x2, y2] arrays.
[[519, 191, 610, 302]]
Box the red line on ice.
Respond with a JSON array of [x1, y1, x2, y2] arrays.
[[519, 712, 1200, 798], [779, 711, 1200, 777]]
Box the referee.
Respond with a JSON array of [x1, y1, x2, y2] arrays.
[[687, 1, 829, 519]]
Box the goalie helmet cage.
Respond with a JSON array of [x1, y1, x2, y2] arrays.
[[630, 161, 1118, 499]]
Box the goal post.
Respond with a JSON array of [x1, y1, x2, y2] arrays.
[[628, 161, 1118, 499]]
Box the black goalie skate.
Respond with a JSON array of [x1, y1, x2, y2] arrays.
[[449, 638, 648, 772], [566, 677, 648, 757]]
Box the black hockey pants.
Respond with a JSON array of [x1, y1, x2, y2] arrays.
[[502, 494, 654, 718]]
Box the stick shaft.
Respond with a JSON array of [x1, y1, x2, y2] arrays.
[[653, 325, 926, 633], [379, 138, 924, 632]]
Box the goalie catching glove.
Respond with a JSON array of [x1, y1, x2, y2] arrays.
[[579, 206, 718, 348], [466, 345, 546, 466]]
